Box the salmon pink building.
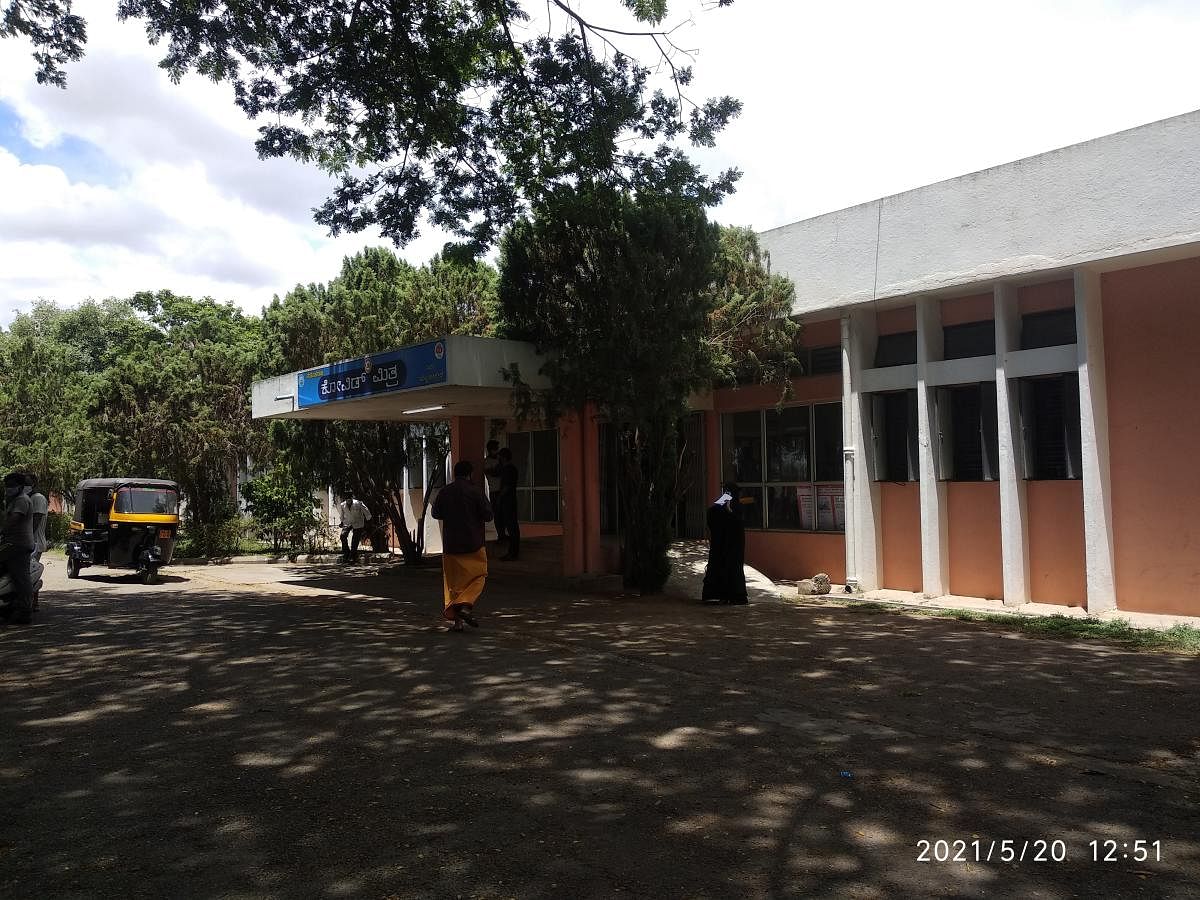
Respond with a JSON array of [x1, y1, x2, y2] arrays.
[[254, 110, 1200, 619]]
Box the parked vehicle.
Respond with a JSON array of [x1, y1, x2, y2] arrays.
[[66, 478, 179, 584]]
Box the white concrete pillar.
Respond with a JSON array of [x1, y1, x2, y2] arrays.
[[842, 311, 881, 591], [993, 284, 1030, 606], [1075, 269, 1117, 613], [916, 299, 949, 597]]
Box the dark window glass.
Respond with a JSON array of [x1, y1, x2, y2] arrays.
[[767, 485, 804, 530], [115, 487, 178, 514], [1022, 375, 1082, 480], [517, 490, 533, 523], [875, 390, 918, 482], [599, 423, 619, 535], [943, 320, 996, 359], [809, 345, 842, 375], [533, 490, 560, 522], [532, 430, 559, 487], [813, 403, 843, 481], [722, 411, 763, 483], [874, 331, 917, 368], [765, 406, 809, 482], [739, 487, 764, 530], [950, 386, 984, 480], [1021, 309, 1077, 349]]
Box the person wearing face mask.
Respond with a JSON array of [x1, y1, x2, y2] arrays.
[[0, 472, 36, 626]]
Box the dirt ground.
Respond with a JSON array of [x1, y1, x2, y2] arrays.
[[2, 558, 1198, 899]]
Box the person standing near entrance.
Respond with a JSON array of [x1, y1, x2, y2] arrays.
[[495, 447, 521, 561], [482, 440, 507, 543], [432, 460, 493, 631], [337, 490, 372, 563], [702, 482, 748, 605]]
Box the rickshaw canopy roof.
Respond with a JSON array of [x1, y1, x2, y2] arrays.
[[76, 478, 180, 492]]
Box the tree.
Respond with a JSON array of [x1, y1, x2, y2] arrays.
[[705, 226, 802, 390], [91, 291, 268, 534], [0, 299, 160, 501], [3, 1, 740, 245], [262, 246, 504, 564], [240, 463, 320, 554], [499, 183, 721, 592]]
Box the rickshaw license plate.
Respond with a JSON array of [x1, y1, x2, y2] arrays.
[[158, 529, 172, 539]]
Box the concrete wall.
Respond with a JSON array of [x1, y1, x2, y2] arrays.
[[879, 482, 922, 591], [761, 111, 1200, 317], [1102, 257, 1200, 615], [946, 482, 1003, 600], [1026, 481, 1086, 607]]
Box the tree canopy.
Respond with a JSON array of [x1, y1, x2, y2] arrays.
[[0, 292, 266, 546], [3, 0, 740, 245]]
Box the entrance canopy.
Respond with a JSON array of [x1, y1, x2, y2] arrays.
[[251, 335, 551, 422]]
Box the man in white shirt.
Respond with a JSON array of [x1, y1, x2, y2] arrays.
[[337, 490, 373, 563], [26, 474, 49, 560]]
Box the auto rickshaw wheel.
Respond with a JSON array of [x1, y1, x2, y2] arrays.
[[66, 556, 80, 579]]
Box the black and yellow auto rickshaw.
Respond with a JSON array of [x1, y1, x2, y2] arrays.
[[66, 478, 180, 583]]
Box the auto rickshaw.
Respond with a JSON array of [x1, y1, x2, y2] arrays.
[[66, 478, 180, 583]]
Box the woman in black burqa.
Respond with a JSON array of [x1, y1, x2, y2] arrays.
[[702, 481, 748, 605]]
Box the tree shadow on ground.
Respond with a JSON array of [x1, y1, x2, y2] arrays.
[[1, 564, 1197, 899]]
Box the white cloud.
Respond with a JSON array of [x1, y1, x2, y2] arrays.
[[3, 0, 1200, 325]]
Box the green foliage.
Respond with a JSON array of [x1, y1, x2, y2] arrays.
[[705, 226, 803, 392], [3, 1, 740, 245], [0, 299, 157, 500], [0, 293, 266, 537], [176, 518, 251, 560], [240, 466, 321, 554], [500, 183, 721, 592], [44, 511, 71, 547]]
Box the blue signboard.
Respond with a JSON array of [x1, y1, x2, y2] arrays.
[[297, 339, 448, 408]]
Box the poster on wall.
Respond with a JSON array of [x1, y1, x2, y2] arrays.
[[816, 483, 845, 531], [796, 483, 815, 531]]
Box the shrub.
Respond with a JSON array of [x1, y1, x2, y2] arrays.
[[44, 511, 72, 547], [240, 467, 321, 554], [176, 517, 249, 559]]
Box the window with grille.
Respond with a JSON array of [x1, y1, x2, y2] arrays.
[[1021, 309, 1077, 349], [1019, 374, 1082, 480], [936, 383, 999, 481], [871, 390, 919, 482], [874, 331, 917, 368], [943, 320, 996, 359]]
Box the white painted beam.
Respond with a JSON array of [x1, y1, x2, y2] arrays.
[[926, 355, 997, 387], [1075, 270, 1118, 613], [916, 300, 948, 598], [1005, 344, 1078, 380], [994, 284, 1030, 606]]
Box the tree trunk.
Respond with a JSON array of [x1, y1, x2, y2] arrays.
[[618, 413, 682, 593]]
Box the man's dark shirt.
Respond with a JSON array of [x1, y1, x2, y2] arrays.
[[498, 462, 519, 497], [432, 476, 493, 555]]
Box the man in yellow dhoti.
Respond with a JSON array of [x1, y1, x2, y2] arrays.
[[431, 459, 494, 631]]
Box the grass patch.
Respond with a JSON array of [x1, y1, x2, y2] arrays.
[[814, 598, 1200, 654]]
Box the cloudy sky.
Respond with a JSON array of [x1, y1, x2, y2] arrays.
[[2, 0, 1200, 325]]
